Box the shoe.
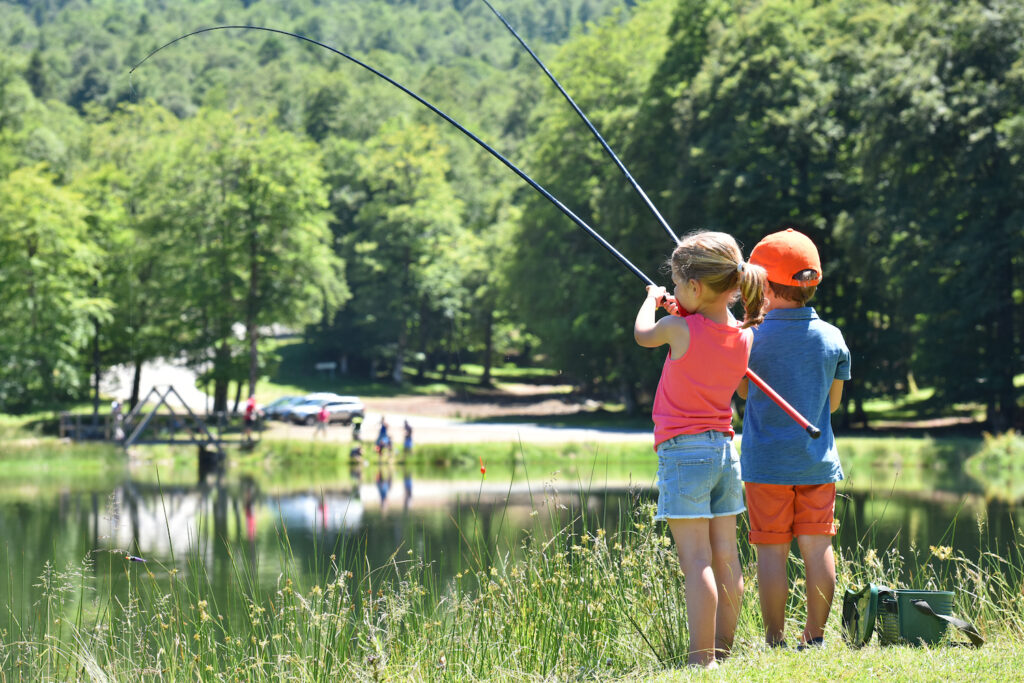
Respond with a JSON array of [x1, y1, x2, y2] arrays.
[[797, 637, 824, 651]]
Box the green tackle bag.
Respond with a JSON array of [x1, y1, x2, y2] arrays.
[[842, 584, 983, 648]]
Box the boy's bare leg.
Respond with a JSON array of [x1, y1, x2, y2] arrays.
[[709, 515, 743, 659], [667, 518, 717, 668], [756, 542, 790, 645], [795, 534, 835, 642]]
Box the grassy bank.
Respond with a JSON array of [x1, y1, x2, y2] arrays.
[[2, 490, 1021, 681]]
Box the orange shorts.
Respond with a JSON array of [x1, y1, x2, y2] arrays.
[[744, 482, 836, 544]]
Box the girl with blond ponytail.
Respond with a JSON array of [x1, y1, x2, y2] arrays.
[[633, 230, 766, 668]]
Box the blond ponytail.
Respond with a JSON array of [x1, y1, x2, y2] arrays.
[[737, 262, 767, 328], [669, 231, 766, 328]]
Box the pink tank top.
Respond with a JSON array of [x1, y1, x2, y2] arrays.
[[652, 314, 753, 448]]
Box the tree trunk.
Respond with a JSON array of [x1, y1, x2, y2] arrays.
[[481, 306, 494, 387], [441, 342, 450, 381], [988, 245, 1017, 431], [416, 299, 428, 381], [246, 206, 260, 399], [91, 317, 101, 428], [248, 327, 259, 400], [214, 379, 229, 415], [232, 380, 243, 416], [131, 359, 143, 410], [854, 396, 867, 428], [212, 343, 231, 413], [392, 329, 406, 384], [620, 374, 638, 416], [391, 252, 412, 384]]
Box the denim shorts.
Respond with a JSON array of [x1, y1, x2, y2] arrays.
[[655, 432, 745, 520]]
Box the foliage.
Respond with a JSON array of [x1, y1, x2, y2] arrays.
[[516, 0, 1023, 424], [509, 0, 676, 405], [0, 164, 109, 408], [0, 0, 633, 411], [0, 0, 1021, 428]]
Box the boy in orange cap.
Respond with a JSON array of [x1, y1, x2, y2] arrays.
[[736, 228, 851, 650]]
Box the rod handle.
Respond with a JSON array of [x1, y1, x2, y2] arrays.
[[657, 294, 688, 317]]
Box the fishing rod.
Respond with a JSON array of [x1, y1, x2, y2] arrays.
[[484, 4, 821, 438], [131, 25, 819, 438], [130, 25, 651, 287]]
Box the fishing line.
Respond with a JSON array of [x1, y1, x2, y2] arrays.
[[481, 0, 679, 243]]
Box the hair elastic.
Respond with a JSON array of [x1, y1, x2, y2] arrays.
[[736, 261, 746, 274]]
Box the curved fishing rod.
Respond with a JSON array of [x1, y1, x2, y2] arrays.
[[130, 25, 652, 287], [484, 5, 820, 438], [131, 26, 818, 439], [481, 0, 679, 243]]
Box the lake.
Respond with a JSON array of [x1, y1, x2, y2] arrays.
[[1, 437, 1020, 629]]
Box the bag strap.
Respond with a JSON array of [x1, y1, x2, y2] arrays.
[[910, 599, 984, 648]]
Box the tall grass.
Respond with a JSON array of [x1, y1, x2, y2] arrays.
[[2, 482, 1022, 682]]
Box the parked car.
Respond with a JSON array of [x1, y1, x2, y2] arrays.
[[287, 395, 366, 426], [276, 393, 343, 423], [262, 395, 305, 420]]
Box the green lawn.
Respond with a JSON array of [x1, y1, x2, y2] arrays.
[[252, 342, 568, 401]]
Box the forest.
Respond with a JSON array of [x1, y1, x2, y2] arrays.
[[0, 0, 1021, 429]]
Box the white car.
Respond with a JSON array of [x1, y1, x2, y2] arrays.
[[262, 395, 305, 420], [288, 395, 365, 426]]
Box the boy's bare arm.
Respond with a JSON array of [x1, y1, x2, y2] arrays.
[[829, 379, 844, 413], [736, 377, 749, 400]]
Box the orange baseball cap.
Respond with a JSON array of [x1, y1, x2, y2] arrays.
[[749, 228, 822, 286]]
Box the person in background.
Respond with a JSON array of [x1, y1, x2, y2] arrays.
[[314, 402, 329, 439], [111, 400, 125, 442], [244, 395, 258, 442], [633, 230, 766, 668], [403, 419, 413, 453], [375, 416, 392, 455], [737, 228, 851, 651]]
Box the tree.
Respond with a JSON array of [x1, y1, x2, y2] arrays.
[[0, 164, 109, 408], [146, 110, 348, 411], [83, 103, 195, 409], [322, 118, 466, 383], [852, 0, 1024, 428], [508, 0, 674, 406]]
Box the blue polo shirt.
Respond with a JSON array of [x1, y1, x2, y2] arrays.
[[740, 307, 851, 485]]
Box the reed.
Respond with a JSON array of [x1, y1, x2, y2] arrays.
[[2, 475, 1022, 682]]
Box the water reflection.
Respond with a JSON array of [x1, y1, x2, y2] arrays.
[[0, 448, 1021, 630], [72, 469, 1024, 580]]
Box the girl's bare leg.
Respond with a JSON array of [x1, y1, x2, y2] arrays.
[[668, 518, 717, 667], [709, 515, 743, 659]]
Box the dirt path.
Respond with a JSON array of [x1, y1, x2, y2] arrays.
[[103, 359, 652, 445], [265, 388, 651, 445]]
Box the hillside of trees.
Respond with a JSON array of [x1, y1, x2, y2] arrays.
[[1, 0, 1021, 429]]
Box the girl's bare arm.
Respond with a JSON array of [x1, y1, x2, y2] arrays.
[[635, 286, 690, 358]]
